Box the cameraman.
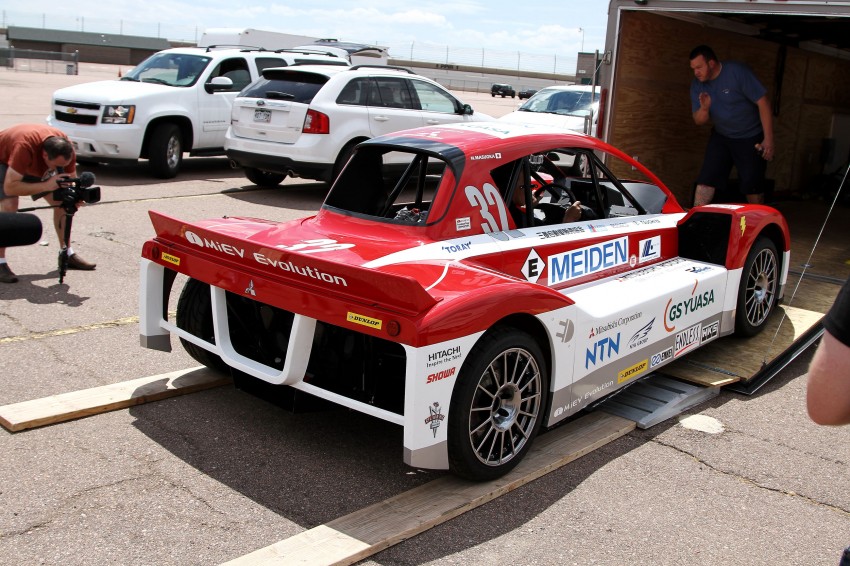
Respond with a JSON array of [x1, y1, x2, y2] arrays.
[[0, 123, 96, 283]]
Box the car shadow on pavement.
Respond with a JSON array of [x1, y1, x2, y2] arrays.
[[76, 157, 243, 187], [0, 271, 89, 306], [223, 181, 329, 213]]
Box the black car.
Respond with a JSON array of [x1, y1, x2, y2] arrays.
[[518, 88, 538, 100], [491, 83, 516, 98]]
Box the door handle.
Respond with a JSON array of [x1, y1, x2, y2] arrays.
[[373, 116, 390, 122]]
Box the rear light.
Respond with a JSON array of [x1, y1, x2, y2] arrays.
[[303, 109, 330, 134]]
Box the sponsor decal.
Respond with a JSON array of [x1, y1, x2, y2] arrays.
[[346, 312, 382, 330], [245, 280, 256, 296], [589, 311, 642, 338], [183, 231, 348, 287], [629, 254, 637, 267], [522, 249, 544, 283], [161, 252, 180, 266], [638, 236, 661, 263], [664, 283, 716, 332], [427, 346, 462, 368], [441, 241, 472, 253], [548, 236, 629, 285], [634, 218, 662, 226], [470, 152, 502, 161], [557, 319, 575, 343], [740, 216, 747, 236], [553, 380, 617, 417], [701, 321, 719, 344], [274, 239, 354, 254], [536, 226, 585, 239], [427, 367, 456, 384], [584, 380, 615, 401], [456, 217, 471, 231], [425, 402, 445, 437], [586, 224, 610, 233], [685, 265, 713, 273], [675, 323, 702, 357], [628, 318, 654, 349], [650, 347, 674, 368], [585, 333, 621, 369], [618, 359, 648, 383], [617, 258, 686, 282]]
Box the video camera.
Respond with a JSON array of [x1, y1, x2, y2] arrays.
[[52, 171, 101, 213]]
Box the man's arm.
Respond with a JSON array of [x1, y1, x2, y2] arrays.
[[2, 166, 62, 197], [807, 330, 850, 426], [692, 92, 711, 126], [755, 95, 774, 160]]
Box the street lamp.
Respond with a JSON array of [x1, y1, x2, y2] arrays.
[[578, 28, 585, 52]]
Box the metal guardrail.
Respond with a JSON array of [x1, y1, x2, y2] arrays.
[[0, 47, 78, 74]]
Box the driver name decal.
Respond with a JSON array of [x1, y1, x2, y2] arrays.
[[548, 236, 628, 285]]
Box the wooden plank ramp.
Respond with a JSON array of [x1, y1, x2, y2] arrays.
[[221, 412, 635, 566], [0, 367, 230, 432], [663, 304, 823, 387]]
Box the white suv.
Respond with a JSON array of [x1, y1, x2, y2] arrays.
[[225, 65, 492, 185], [48, 46, 349, 178]]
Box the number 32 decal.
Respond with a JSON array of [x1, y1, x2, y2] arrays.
[[464, 183, 509, 233]]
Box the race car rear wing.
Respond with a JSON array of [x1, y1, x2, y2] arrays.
[[142, 211, 438, 316]]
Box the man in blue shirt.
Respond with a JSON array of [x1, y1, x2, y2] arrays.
[[689, 45, 774, 206]]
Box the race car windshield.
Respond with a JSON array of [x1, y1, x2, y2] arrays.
[[324, 147, 448, 225]]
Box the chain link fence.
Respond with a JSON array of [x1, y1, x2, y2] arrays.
[[0, 47, 78, 74]]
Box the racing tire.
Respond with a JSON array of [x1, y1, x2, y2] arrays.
[[244, 168, 285, 187], [176, 278, 229, 374], [735, 237, 779, 337], [148, 123, 183, 179], [448, 328, 548, 481]]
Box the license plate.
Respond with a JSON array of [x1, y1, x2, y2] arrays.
[[253, 109, 271, 123]]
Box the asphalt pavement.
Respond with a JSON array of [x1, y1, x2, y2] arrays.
[[0, 64, 847, 566]]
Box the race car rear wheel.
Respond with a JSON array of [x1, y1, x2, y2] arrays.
[[735, 236, 778, 336], [176, 278, 229, 374], [448, 328, 547, 481]]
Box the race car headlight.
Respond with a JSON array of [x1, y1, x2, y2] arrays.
[[101, 105, 135, 124]]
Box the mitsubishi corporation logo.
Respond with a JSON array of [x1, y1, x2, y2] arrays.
[[245, 280, 256, 296]]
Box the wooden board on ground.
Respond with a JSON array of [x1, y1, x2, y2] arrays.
[[0, 367, 230, 432], [663, 304, 823, 387], [221, 412, 636, 566]]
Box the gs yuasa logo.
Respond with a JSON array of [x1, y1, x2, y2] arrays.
[[664, 284, 715, 332]]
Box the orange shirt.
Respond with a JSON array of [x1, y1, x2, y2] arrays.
[[0, 124, 76, 178]]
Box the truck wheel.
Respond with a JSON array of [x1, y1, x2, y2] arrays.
[[176, 278, 229, 374], [448, 328, 547, 481], [735, 237, 778, 336], [148, 123, 183, 178], [244, 168, 285, 187]]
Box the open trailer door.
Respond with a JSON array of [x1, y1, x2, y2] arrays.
[[599, 0, 850, 392]]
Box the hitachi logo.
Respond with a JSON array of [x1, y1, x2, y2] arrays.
[[428, 346, 461, 362]]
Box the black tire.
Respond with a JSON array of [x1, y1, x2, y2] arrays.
[[448, 328, 548, 481], [148, 123, 183, 179], [176, 278, 229, 374], [244, 167, 285, 187], [491, 93, 495, 97], [331, 141, 359, 183], [735, 237, 779, 336]]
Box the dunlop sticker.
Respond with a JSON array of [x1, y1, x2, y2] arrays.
[[347, 312, 382, 330]]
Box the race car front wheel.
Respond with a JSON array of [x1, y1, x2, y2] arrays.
[[176, 278, 229, 374], [735, 236, 778, 336], [448, 328, 547, 481]]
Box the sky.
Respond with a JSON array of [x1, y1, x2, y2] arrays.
[[2, 1, 611, 72]]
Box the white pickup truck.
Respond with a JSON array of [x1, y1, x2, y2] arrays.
[[47, 46, 349, 178]]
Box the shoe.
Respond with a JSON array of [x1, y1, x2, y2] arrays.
[[0, 263, 18, 283], [64, 253, 97, 271]]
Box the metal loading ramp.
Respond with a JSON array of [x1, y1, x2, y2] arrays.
[[596, 374, 721, 429]]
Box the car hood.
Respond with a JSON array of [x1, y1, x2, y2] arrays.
[[52, 80, 180, 103], [498, 110, 589, 134]]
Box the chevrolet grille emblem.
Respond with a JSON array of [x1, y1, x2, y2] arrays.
[[66, 108, 77, 114]]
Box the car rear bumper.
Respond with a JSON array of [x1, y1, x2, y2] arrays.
[[226, 149, 332, 181]]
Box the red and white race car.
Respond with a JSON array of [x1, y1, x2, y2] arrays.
[[139, 122, 789, 481]]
